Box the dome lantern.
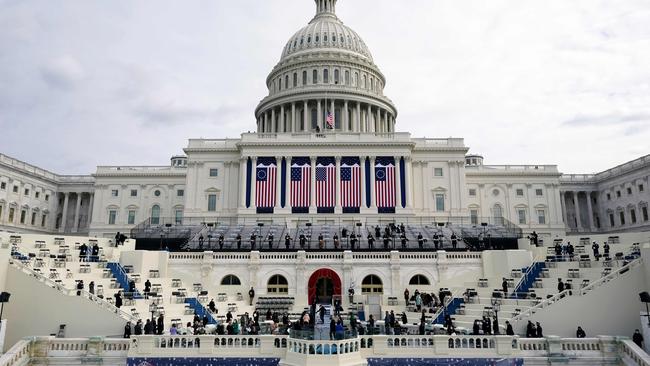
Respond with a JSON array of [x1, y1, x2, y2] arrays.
[[314, 0, 337, 19]]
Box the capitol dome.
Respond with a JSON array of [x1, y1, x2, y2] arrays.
[[280, 3, 374, 63], [255, 0, 397, 135]]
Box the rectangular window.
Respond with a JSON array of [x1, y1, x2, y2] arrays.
[[313, 70, 318, 84], [607, 193, 611, 201], [0, 182, 5, 190], [127, 210, 136, 225], [640, 184, 645, 192], [8, 208, 15, 222], [516, 189, 524, 197], [177, 189, 185, 197], [175, 210, 183, 225], [209, 169, 219, 177], [619, 212, 625, 226], [537, 209, 546, 225], [108, 210, 117, 225], [31, 212, 36, 225], [45, 194, 49, 201], [434, 168, 443, 177], [111, 190, 119, 197], [302, 71, 307, 86], [208, 194, 217, 212], [517, 209, 526, 225], [435, 194, 445, 212], [323, 69, 329, 83], [41, 214, 47, 227], [130, 189, 138, 197], [13, 186, 18, 193], [643, 207, 649, 222], [627, 187, 633, 195], [24, 188, 29, 196], [468, 189, 476, 197], [616, 191, 621, 198], [631, 209, 637, 224], [609, 213, 615, 227], [470, 209, 478, 225], [535, 189, 543, 196], [35, 192, 40, 199], [20, 210, 26, 224]]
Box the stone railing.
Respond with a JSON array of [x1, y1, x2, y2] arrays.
[[0, 337, 130, 366], [621, 339, 650, 366], [511, 258, 642, 322], [1, 335, 629, 365], [0, 340, 31, 366]]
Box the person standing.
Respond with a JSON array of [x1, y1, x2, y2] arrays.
[[114, 291, 123, 309], [236, 234, 242, 249], [451, 234, 458, 250], [576, 326, 586, 338], [123, 322, 132, 338], [218, 234, 224, 250], [403, 288, 410, 305], [157, 314, 165, 335], [268, 233, 274, 250], [417, 233, 424, 249], [329, 318, 336, 340], [603, 242, 611, 258], [592, 242, 600, 261], [506, 321, 514, 336], [535, 322, 543, 337], [248, 287, 255, 306], [633, 329, 644, 348], [557, 278, 565, 293], [285, 234, 292, 250], [502, 278, 508, 297], [198, 235, 204, 249], [134, 320, 143, 335]]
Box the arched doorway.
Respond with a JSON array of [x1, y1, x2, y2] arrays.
[[308, 268, 341, 305]]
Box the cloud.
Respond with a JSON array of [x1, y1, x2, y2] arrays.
[[563, 113, 650, 127], [40, 55, 86, 90]]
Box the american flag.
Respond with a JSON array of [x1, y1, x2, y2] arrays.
[[291, 162, 311, 208], [341, 163, 360, 208], [256, 162, 277, 208], [375, 161, 395, 208], [316, 163, 335, 208], [326, 112, 334, 129]]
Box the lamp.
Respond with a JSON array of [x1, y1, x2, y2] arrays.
[[491, 297, 501, 335], [0, 291, 10, 332], [640, 292, 650, 326], [149, 302, 157, 329]]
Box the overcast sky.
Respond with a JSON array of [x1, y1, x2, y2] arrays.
[[1, 0, 649, 175]]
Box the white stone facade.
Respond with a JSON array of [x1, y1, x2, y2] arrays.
[[1, 1, 648, 239]]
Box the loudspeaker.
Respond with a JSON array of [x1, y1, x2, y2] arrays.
[[481, 223, 488, 227], [640, 292, 650, 303], [356, 223, 363, 227], [437, 223, 445, 227], [0, 292, 10, 303], [165, 224, 172, 228], [306, 223, 312, 227]]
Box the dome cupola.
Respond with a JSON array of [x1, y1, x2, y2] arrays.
[[254, 0, 398, 135]]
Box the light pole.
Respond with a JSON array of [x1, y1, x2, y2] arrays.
[[491, 297, 501, 335], [149, 302, 157, 333]]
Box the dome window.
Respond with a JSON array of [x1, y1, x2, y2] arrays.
[[332, 33, 336, 42], [323, 69, 329, 83], [300, 37, 304, 45], [302, 71, 307, 86], [313, 70, 318, 84], [293, 73, 298, 88], [285, 75, 289, 89], [334, 69, 339, 84], [316, 34, 319, 43], [324, 34, 328, 42], [345, 70, 350, 85], [307, 35, 311, 43]]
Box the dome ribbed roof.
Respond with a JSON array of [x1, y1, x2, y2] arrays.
[[280, 1, 373, 63]]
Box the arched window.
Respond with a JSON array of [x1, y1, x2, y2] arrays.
[[493, 204, 504, 226], [285, 75, 289, 90], [302, 71, 307, 86], [151, 205, 160, 225], [293, 73, 298, 87], [370, 77, 374, 91], [361, 275, 383, 293], [313, 70, 318, 84], [323, 69, 329, 84], [221, 275, 241, 286], [345, 70, 350, 85], [354, 72, 358, 86], [278, 77, 282, 91], [409, 275, 430, 286], [362, 75, 367, 89], [334, 69, 340, 84], [267, 275, 289, 293]]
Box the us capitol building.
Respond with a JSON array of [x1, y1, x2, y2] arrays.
[[0, 0, 649, 243]]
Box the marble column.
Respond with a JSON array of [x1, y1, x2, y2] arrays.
[[303, 101, 309, 132], [370, 156, 377, 209], [330, 99, 335, 129], [72, 193, 82, 232], [343, 101, 349, 132], [310, 157, 317, 211], [251, 157, 257, 209], [264, 113, 269, 133], [573, 191, 583, 230], [271, 108, 276, 133], [239, 158, 247, 208], [360, 157, 367, 209], [280, 105, 285, 133], [317, 100, 322, 131], [559, 191, 567, 226], [355, 102, 361, 132], [395, 156, 402, 209], [291, 103, 296, 133], [275, 157, 282, 208], [335, 156, 342, 213], [405, 157, 413, 209], [367, 105, 373, 133], [376, 108, 381, 133], [59, 192, 69, 233], [586, 192, 594, 231]]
